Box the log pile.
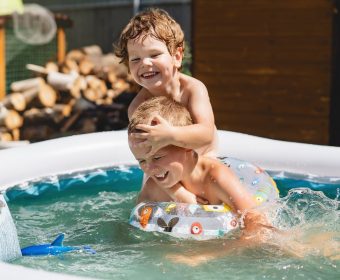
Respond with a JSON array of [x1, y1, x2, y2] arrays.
[[0, 45, 138, 143]]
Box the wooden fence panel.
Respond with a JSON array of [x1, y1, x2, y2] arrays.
[[193, 0, 333, 144]]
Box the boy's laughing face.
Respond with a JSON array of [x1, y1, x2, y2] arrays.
[[127, 35, 182, 94], [129, 137, 188, 188]]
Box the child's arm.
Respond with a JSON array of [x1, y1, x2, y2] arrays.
[[209, 163, 258, 212], [136, 178, 171, 204], [128, 89, 151, 119], [167, 229, 340, 266], [137, 179, 205, 204], [137, 180, 208, 205], [131, 81, 215, 155], [167, 238, 254, 266], [208, 161, 273, 236], [164, 183, 198, 204], [162, 183, 209, 204]]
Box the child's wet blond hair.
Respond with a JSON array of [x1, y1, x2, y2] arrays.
[[115, 8, 185, 67], [128, 96, 192, 133]]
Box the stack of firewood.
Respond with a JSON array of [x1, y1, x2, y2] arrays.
[[0, 45, 138, 143]]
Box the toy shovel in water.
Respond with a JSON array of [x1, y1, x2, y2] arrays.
[[21, 233, 96, 256]]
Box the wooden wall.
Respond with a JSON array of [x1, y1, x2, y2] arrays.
[[192, 0, 334, 144]]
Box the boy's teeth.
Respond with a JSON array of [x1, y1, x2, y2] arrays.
[[142, 72, 157, 78], [155, 172, 167, 179]]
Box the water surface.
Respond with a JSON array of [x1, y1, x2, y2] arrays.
[[6, 166, 340, 280]]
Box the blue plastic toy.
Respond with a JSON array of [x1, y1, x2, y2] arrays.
[[21, 233, 96, 256]]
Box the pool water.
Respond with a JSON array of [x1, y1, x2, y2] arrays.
[[5, 165, 340, 280]]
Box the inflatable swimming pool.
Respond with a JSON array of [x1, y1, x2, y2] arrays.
[[1, 130, 340, 279]]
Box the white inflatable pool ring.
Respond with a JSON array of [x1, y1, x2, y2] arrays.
[[129, 157, 279, 239]]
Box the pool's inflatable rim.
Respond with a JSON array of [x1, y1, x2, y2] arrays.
[[1, 130, 340, 193]]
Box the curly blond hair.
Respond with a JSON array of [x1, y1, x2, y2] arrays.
[[115, 8, 185, 67]]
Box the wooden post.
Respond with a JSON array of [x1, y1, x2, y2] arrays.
[[57, 27, 66, 63], [330, 1, 340, 146], [0, 20, 6, 100]]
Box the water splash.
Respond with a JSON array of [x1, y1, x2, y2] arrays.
[[0, 194, 21, 261], [272, 188, 339, 230], [264, 188, 340, 259]]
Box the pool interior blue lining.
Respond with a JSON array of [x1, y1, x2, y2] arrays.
[[3, 166, 340, 202], [4, 166, 143, 202]]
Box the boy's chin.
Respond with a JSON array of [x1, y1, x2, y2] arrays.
[[153, 176, 180, 189], [143, 81, 166, 91]]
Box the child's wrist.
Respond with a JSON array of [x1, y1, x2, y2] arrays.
[[167, 126, 177, 146]]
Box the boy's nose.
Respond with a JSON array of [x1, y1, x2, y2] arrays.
[[143, 162, 157, 175], [142, 57, 152, 66]]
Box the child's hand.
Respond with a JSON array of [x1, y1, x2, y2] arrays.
[[241, 210, 277, 243], [196, 196, 209, 205], [131, 115, 174, 156], [166, 253, 214, 266]]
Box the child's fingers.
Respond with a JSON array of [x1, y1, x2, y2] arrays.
[[166, 254, 202, 266], [152, 114, 167, 123], [136, 124, 152, 131], [136, 141, 150, 148], [131, 132, 148, 139], [135, 142, 153, 155], [145, 147, 154, 156], [145, 151, 154, 157], [145, 146, 160, 157]]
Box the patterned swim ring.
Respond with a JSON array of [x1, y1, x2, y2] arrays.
[[129, 157, 279, 239]]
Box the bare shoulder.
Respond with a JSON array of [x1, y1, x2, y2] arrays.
[[128, 88, 152, 119], [180, 74, 209, 105], [200, 156, 230, 178], [201, 156, 224, 167], [180, 73, 208, 93]]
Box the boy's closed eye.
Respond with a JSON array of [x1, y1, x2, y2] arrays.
[[151, 53, 161, 58], [153, 155, 163, 160], [130, 57, 140, 62], [138, 159, 146, 165]]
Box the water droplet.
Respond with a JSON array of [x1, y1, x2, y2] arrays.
[[252, 179, 259, 185]]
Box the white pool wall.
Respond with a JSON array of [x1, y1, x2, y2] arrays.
[[216, 130, 340, 177], [0, 261, 94, 279]]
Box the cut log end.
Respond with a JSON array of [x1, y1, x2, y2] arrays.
[[38, 83, 57, 108], [2, 110, 24, 130]]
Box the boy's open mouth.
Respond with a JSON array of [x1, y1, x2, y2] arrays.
[[141, 71, 159, 79], [154, 171, 169, 181]]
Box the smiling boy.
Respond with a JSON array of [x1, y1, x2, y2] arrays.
[[128, 96, 262, 219], [116, 8, 218, 157]]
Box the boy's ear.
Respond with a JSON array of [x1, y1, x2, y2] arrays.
[[173, 47, 183, 69], [150, 115, 161, 126]]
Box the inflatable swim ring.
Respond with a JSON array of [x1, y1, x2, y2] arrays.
[[129, 157, 279, 239]]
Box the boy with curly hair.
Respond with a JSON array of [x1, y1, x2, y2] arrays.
[[116, 8, 218, 158]]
